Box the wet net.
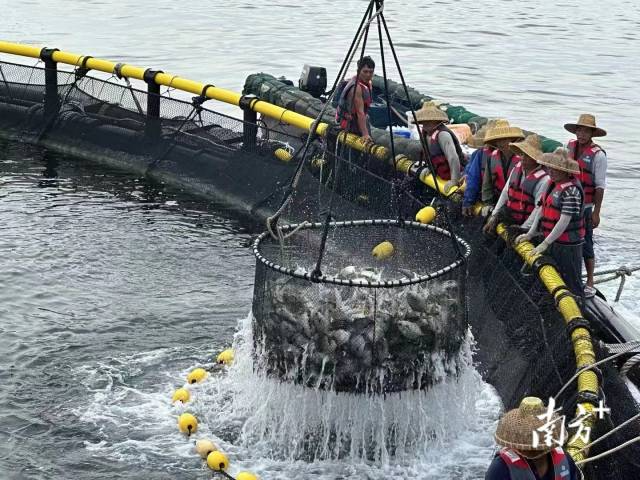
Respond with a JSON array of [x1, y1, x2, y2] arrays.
[[252, 219, 470, 393]]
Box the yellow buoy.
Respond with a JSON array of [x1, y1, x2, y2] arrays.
[[186, 367, 208, 384], [177, 413, 198, 435], [236, 472, 259, 480], [171, 388, 190, 404], [415, 206, 437, 225], [206, 450, 229, 471], [216, 349, 235, 365], [195, 439, 217, 459], [372, 240, 394, 260]]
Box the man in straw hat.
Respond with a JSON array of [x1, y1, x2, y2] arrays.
[[483, 134, 550, 233], [335, 56, 376, 143], [564, 114, 608, 296], [415, 101, 465, 191], [516, 148, 585, 296], [485, 396, 581, 479], [482, 120, 525, 207], [462, 120, 497, 216]]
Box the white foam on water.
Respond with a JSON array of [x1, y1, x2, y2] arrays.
[[72, 314, 502, 479]]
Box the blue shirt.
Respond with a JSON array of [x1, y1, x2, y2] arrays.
[[463, 148, 484, 207]]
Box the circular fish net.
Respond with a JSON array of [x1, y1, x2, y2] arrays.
[[252, 219, 470, 393]]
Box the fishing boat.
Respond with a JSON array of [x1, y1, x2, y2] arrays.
[[0, 34, 639, 479]]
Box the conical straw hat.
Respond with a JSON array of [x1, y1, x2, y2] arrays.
[[467, 119, 498, 148], [495, 397, 567, 452], [509, 134, 543, 162], [484, 119, 524, 143], [415, 101, 449, 124], [537, 147, 580, 175], [564, 113, 607, 137]]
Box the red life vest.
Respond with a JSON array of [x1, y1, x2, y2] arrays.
[[490, 149, 521, 197], [498, 447, 572, 480], [506, 163, 549, 224], [425, 125, 464, 180], [541, 178, 585, 245], [567, 139, 604, 205], [335, 76, 372, 134]]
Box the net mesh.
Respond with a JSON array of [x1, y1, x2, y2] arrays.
[[0, 59, 638, 477], [252, 220, 468, 393]]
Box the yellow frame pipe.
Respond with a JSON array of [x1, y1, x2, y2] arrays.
[[495, 223, 599, 462], [0, 40, 462, 197]]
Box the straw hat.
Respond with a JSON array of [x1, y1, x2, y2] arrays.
[[564, 114, 607, 137], [467, 120, 498, 148], [484, 119, 524, 143], [537, 147, 580, 175], [509, 134, 543, 162], [495, 397, 567, 452], [415, 101, 449, 124]]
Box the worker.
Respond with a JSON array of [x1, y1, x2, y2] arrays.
[[516, 148, 585, 296], [483, 134, 549, 233], [335, 56, 375, 142], [564, 114, 607, 297], [485, 396, 581, 480], [462, 120, 497, 216], [482, 120, 525, 208], [415, 101, 465, 192]]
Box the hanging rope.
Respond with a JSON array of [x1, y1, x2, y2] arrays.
[[575, 435, 640, 466], [555, 340, 640, 400], [266, 0, 383, 243], [376, 6, 464, 259], [576, 411, 640, 454]]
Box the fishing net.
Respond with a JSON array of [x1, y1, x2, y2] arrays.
[[0, 56, 638, 477], [252, 219, 470, 393]]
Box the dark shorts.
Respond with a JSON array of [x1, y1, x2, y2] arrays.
[[549, 242, 584, 297], [583, 207, 594, 260]]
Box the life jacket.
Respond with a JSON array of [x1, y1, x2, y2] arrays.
[[498, 447, 572, 480], [567, 139, 604, 205], [478, 145, 495, 184], [540, 178, 585, 245], [335, 76, 372, 134], [490, 149, 521, 196], [425, 124, 465, 180], [506, 163, 549, 224]]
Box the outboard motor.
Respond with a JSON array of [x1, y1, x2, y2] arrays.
[[299, 64, 327, 98]]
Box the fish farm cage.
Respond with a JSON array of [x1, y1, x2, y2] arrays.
[[0, 44, 638, 479]]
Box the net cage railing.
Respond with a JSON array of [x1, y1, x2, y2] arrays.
[[1, 55, 639, 476], [0, 59, 303, 175], [251, 219, 470, 393], [462, 219, 640, 479]]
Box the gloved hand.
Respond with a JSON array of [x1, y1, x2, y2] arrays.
[[443, 180, 457, 194], [480, 205, 494, 217], [515, 233, 532, 245], [532, 240, 549, 255]]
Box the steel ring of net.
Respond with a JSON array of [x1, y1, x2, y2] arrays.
[[252, 218, 471, 394]]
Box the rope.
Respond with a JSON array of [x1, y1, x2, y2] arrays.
[[376, 9, 463, 259], [575, 435, 640, 466], [577, 411, 640, 454], [375, 0, 401, 220], [621, 354, 640, 378], [555, 342, 640, 400], [266, 0, 383, 242]]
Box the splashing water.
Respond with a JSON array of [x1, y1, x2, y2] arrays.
[[185, 314, 503, 478]]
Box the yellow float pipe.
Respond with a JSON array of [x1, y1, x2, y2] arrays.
[[495, 223, 599, 462], [0, 41, 41, 58], [0, 40, 461, 198]]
